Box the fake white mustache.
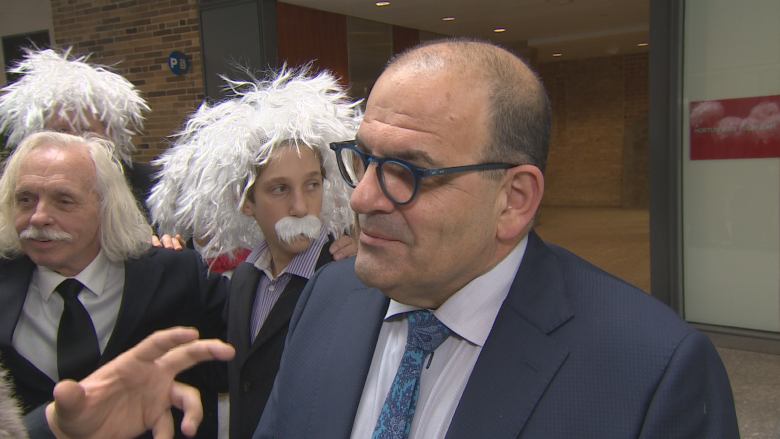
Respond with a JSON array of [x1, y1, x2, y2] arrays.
[[275, 215, 321, 244], [19, 226, 73, 242]]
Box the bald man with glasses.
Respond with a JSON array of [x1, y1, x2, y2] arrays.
[[253, 38, 738, 439], [27, 38, 738, 439]]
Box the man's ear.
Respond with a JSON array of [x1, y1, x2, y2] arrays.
[[496, 165, 544, 241], [240, 197, 255, 217]]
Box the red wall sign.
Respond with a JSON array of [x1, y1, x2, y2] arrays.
[[690, 95, 780, 160]]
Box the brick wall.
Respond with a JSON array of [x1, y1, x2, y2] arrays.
[[623, 53, 649, 128], [50, 0, 203, 163], [537, 52, 649, 207]]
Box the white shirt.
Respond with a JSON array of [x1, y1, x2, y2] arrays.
[[12, 251, 125, 381], [350, 236, 529, 439]]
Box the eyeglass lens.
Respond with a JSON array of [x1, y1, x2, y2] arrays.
[[337, 147, 417, 204]]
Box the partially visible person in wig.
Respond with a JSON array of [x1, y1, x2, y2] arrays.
[[0, 47, 155, 219], [0, 361, 28, 439], [148, 66, 360, 438]]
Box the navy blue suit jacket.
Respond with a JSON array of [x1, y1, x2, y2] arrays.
[[254, 231, 739, 438]]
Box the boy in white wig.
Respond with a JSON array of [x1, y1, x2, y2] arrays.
[[0, 47, 155, 218], [148, 66, 359, 438]]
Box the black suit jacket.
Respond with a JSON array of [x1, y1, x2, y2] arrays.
[[254, 231, 739, 438], [123, 161, 158, 222], [225, 239, 334, 439], [0, 248, 228, 439]]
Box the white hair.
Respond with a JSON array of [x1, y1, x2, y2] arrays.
[[0, 132, 152, 261], [0, 47, 149, 165], [148, 66, 361, 260]]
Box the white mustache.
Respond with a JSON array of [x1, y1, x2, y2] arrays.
[[275, 215, 322, 244], [19, 226, 73, 242]]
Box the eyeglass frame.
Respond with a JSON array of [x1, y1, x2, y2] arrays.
[[329, 140, 518, 205]]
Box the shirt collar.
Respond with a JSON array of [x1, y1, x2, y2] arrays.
[[385, 236, 529, 347], [247, 227, 328, 280], [35, 250, 111, 302]]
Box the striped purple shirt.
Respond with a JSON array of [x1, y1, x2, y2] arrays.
[[247, 227, 328, 342]]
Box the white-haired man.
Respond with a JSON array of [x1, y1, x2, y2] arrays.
[[0, 132, 227, 439], [0, 48, 155, 218], [148, 67, 360, 438]]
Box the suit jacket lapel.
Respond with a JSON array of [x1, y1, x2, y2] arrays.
[[230, 262, 263, 362], [0, 257, 35, 345], [100, 253, 163, 362], [0, 257, 54, 400], [446, 231, 574, 439], [247, 275, 307, 358], [247, 241, 335, 359], [311, 286, 390, 437]]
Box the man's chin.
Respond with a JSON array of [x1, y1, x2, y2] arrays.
[[354, 253, 393, 289]]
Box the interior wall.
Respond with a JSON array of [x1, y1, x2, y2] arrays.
[[538, 53, 649, 208], [276, 2, 349, 86], [391, 25, 419, 56]]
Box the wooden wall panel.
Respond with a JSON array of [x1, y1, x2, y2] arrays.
[[392, 25, 419, 56], [276, 2, 349, 85]]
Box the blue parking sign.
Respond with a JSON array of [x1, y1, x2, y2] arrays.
[[168, 51, 190, 76]]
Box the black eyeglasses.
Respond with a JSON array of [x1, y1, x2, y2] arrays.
[[330, 140, 517, 205]]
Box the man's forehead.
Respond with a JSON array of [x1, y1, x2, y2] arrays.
[[356, 78, 488, 166], [18, 145, 96, 183]]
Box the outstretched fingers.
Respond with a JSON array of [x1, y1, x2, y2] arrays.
[[170, 382, 203, 437], [154, 338, 235, 376], [150, 409, 175, 439], [133, 327, 201, 363]]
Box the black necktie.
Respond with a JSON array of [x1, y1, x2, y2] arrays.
[[55, 279, 100, 381]]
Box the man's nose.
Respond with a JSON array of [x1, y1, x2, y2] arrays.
[[289, 189, 309, 217], [350, 163, 395, 214], [29, 201, 54, 227]]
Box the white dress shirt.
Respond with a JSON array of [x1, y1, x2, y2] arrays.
[[350, 236, 529, 439], [12, 251, 125, 381]]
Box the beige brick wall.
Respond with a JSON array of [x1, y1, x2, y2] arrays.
[[50, 0, 203, 163], [537, 52, 649, 207]]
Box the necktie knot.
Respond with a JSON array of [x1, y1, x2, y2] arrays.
[[372, 310, 451, 439], [407, 310, 451, 353], [56, 278, 84, 301]]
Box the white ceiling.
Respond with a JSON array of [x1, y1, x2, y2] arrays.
[[281, 0, 650, 63]]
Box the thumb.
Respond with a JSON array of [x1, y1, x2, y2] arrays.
[[52, 380, 87, 419]]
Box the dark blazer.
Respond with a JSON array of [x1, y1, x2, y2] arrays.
[[0, 248, 228, 439], [225, 239, 334, 439], [253, 231, 739, 439], [123, 161, 158, 222]]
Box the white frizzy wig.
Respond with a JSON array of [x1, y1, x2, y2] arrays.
[[0, 47, 149, 165], [148, 66, 361, 260]]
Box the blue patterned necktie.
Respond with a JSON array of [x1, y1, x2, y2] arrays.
[[372, 310, 452, 439]]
